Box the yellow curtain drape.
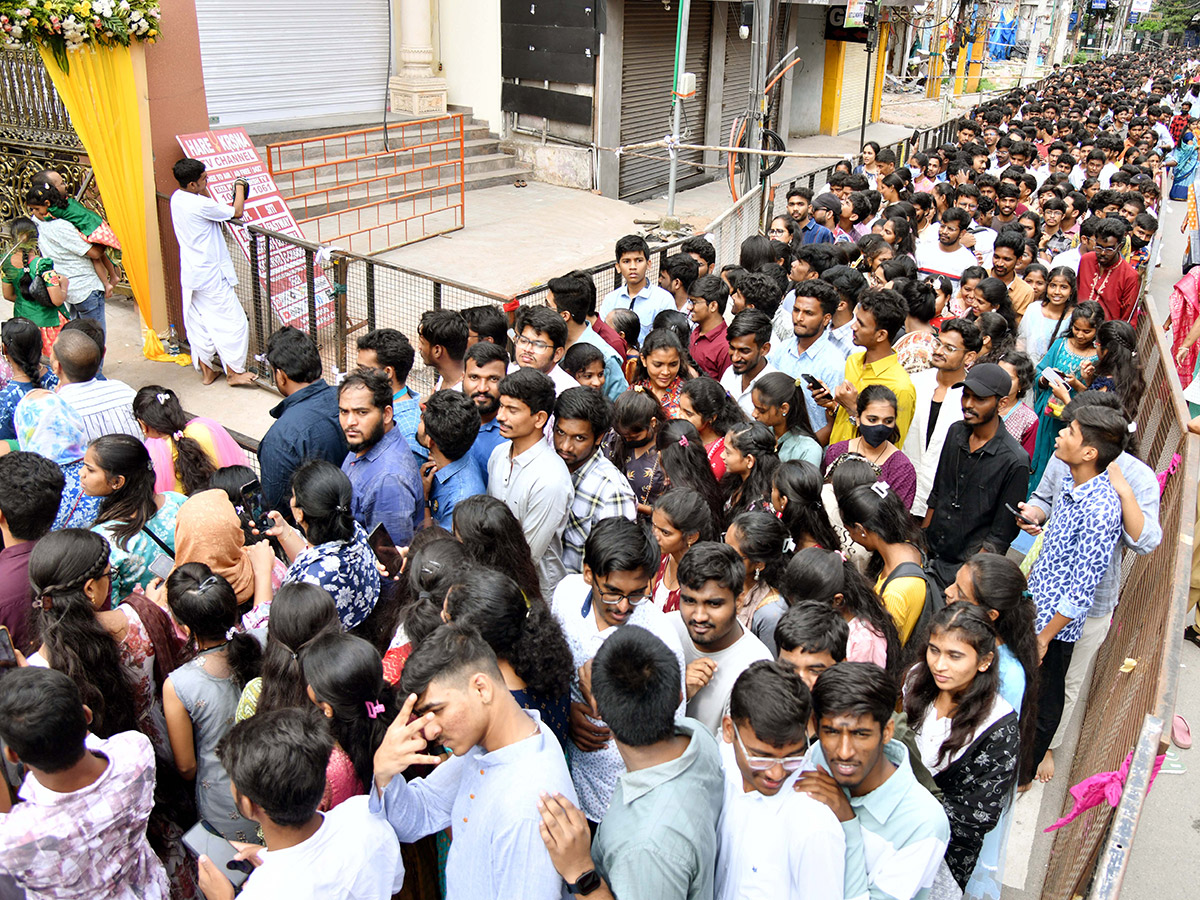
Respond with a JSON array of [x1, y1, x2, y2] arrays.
[[37, 43, 189, 365]]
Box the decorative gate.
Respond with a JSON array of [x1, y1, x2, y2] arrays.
[[0, 48, 102, 225]]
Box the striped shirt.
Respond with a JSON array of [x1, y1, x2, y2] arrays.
[[562, 448, 637, 573], [57, 378, 141, 443]]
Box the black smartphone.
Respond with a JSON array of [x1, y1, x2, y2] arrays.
[[1006, 503, 1038, 526], [802, 374, 826, 393], [181, 820, 254, 887], [240, 479, 265, 528], [0, 626, 16, 669], [368, 522, 404, 578]]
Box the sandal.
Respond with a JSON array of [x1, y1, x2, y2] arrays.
[[1185, 626, 1200, 649], [514, 179, 527, 188], [1173, 714, 1192, 750]]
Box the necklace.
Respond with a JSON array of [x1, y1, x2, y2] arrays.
[[853, 437, 888, 466]]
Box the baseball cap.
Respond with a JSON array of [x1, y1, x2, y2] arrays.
[[955, 362, 1012, 398], [812, 193, 843, 215]]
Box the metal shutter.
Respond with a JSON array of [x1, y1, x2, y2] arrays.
[[720, 7, 754, 147], [194, 0, 390, 131], [618, 1, 712, 200], [838, 43, 875, 134]]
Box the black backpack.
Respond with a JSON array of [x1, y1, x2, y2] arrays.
[[880, 560, 945, 645]]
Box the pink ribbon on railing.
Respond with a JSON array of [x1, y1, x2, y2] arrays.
[[1043, 750, 1165, 833]]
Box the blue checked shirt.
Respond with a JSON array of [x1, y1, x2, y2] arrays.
[[562, 448, 637, 573], [392, 386, 422, 460], [341, 425, 424, 548], [1030, 471, 1123, 643]]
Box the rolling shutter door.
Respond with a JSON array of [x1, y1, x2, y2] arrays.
[[838, 43, 875, 134], [720, 8, 753, 149], [618, 1, 712, 200], [194, 0, 390, 131]]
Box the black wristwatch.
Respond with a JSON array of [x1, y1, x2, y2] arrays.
[[567, 870, 602, 895]]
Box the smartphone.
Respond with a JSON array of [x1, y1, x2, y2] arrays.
[[802, 374, 826, 393], [0, 626, 16, 669], [147, 554, 174, 581], [368, 522, 405, 578], [1005, 503, 1038, 526], [182, 820, 254, 887], [240, 479, 265, 528]]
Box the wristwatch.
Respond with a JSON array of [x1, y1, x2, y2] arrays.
[[567, 870, 602, 895]]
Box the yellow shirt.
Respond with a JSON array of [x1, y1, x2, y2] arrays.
[[875, 571, 926, 644], [829, 351, 917, 446]]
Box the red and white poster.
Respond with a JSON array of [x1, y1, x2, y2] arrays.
[[175, 128, 335, 330]]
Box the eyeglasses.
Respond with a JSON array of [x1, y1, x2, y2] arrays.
[[594, 582, 651, 607], [931, 337, 963, 353], [515, 335, 553, 353], [767, 227, 789, 237], [732, 724, 808, 773]]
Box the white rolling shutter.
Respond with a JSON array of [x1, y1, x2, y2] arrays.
[[195, 0, 390, 132], [838, 43, 876, 134]]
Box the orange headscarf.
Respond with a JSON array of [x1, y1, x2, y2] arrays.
[[174, 489, 256, 603]]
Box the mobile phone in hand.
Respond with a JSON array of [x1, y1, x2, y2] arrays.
[[802, 374, 826, 393], [368, 522, 404, 578], [182, 820, 253, 888], [0, 626, 16, 670], [240, 479, 265, 528], [1005, 503, 1038, 526]]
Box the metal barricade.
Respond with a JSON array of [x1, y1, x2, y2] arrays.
[[1040, 288, 1199, 899]]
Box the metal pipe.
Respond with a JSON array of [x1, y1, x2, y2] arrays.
[[666, 0, 693, 217]]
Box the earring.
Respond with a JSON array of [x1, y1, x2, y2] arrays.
[[754, 567, 762, 582]]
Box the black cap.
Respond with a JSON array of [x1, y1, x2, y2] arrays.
[[955, 362, 1012, 398], [812, 193, 843, 215]]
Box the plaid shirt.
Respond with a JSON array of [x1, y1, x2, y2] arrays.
[[562, 448, 637, 573]]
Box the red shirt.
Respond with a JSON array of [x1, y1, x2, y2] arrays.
[[590, 315, 626, 359], [1077, 251, 1140, 322], [689, 321, 731, 379]]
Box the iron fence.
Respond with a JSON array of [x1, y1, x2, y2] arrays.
[[1039, 283, 1199, 899]]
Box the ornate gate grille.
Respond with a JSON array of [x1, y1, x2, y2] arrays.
[[0, 48, 103, 226]]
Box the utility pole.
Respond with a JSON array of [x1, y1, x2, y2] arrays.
[[859, 2, 880, 156], [665, 0, 692, 218], [1048, 0, 1071, 65], [1024, 0, 1049, 79]]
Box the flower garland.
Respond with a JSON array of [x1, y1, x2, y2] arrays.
[[1, 0, 160, 71]]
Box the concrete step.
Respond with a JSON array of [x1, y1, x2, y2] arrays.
[[259, 123, 495, 171], [464, 164, 534, 191]]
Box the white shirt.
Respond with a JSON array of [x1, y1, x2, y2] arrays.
[[915, 694, 1015, 775], [715, 740, 846, 900], [1050, 246, 1082, 271], [170, 189, 238, 292], [242, 797, 403, 900], [57, 378, 142, 443], [551, 574, 687, 822], [34, 218, 105, 306], [671, 616, 772, 734], [915, 242, 979, 291], [720, 362, 779, 417], [902, 368, 964, 518]]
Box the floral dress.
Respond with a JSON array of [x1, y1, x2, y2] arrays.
[[94, 492, 187, 601], [894, 330, 938, 374], [0, 369, 58, 441], [602, 435, 667, 514], [55, 461, 103, 530], [1029, 337, 1098, 491], [282, 521, 382, 630], [633, 376, 685, 419]]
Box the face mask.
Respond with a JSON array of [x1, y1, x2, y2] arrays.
[[623, 432, 654, 449], [1130, 234, 1149, 250], [859, 423, 893, 448]]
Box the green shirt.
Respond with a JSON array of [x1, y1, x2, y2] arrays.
[[11, 263, 66, 328]]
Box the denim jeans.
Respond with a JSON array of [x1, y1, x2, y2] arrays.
[[70, 289, 106, 337]]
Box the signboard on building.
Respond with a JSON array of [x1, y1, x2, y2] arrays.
[[846, 0, 868, 28], [1130, 0, 1153, 12], [1091, 0, 1107, 9], [826, 4, 869, 42], [175, 128, 335, 330]]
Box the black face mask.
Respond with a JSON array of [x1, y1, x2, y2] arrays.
[[859, 423, 894, 448], [623, 432, 654, 449], [1130, 234, 1149, 250]]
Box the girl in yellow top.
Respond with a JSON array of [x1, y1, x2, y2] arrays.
[[840, 479, 929, 644]]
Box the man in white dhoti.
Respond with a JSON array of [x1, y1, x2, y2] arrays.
[[169, 158, 255, 386]]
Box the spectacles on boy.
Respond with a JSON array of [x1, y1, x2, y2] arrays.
[[732, 723, 808, 773]]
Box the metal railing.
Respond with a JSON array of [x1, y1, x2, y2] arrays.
[[265, 116, 466, 255], [1040, 284, 1199, 899]]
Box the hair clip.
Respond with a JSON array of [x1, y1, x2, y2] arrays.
[[40, 594, 52, 611], [1021, 589, 1033, 601], [794, 377, 804, 388], [365, 700, 385, 719], [1128, 421, 1138, 433], [520, 589, 531, 611], [678, 434, 689, 447], [632, 384, 645, 392], [782, 535, 797, 554], [870, 481, 890, 499], [172, 430, 184, 441], [836, 549, 848, 562], [156, 392, 169, 404], [225, 626, 238, 641]]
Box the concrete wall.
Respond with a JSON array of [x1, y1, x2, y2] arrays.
[[789, 5, 828, 137], [434, 0, 502, 130]]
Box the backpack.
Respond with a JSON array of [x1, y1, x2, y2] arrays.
[[880, 559, 945, 644]]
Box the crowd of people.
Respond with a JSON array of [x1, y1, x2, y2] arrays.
[[0, 47, 1192, 900]]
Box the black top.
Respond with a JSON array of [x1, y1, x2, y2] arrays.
[[924, 420, 1030, 587]]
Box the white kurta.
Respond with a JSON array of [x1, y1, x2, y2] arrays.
[[170, 189, 249, 372]]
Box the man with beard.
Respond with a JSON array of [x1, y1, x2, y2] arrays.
[[767, 281, 846, 442], [671, 542, 771, 735], [1077, 216, 1140, 322], [922, 363, 1029, 588], [720, 309, 778, 416], [338, 368, 424, 546], [463, 340, 511, 483], [915, 207, 979, 291], [356, 327, 421, 458], [553, 387, 636, 573]]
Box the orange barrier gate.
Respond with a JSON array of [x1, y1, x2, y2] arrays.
[[265, 115, 466, 256]]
